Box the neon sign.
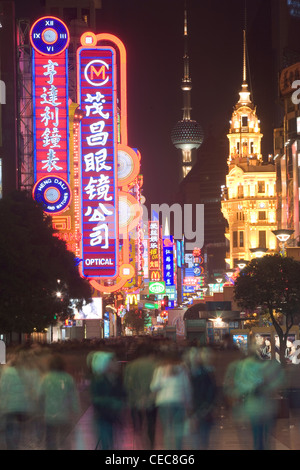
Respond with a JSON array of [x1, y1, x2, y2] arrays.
[[77, 46, 118, 279], [148, 221, 161, 281], [163, 237, 174, 286], [30, 17, 70, 214]]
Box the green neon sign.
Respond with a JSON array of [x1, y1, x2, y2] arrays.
[[144, 302, 158, 310], [149, 281, 166, 295]]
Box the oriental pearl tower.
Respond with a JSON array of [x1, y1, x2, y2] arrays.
[[171, 1, 204, 182]]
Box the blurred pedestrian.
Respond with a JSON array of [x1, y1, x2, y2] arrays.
[[17, 349, 44, 448], [38, 353, 80, 450], [0, 351, 32, 450], [226, 344, 285, 450], [189, 346, 218, 450], [124, 342, 158, 449], [150, 352, 191, 450], [89, 351, 126, 450]]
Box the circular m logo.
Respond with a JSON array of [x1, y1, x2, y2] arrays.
[[84, 59, 110, 87]]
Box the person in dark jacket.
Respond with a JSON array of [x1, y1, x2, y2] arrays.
[[89, 351, 126, 450], [189, 347, 218, 450]]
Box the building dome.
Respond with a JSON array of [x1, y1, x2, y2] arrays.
[[171, 119, 204, 150]]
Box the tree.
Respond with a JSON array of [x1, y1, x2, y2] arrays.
[[0, 191, 92, 337], [234, 254, 300, 364], [123, 309, 148, 334]]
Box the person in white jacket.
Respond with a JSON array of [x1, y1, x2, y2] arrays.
[[150, 352, 191, 450]]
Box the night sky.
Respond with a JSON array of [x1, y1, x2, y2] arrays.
[[14, 0, 276, 206]]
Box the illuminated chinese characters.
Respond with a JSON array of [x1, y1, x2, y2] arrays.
[[30, 17, 71, 214], [77, 47, 118, 279], [148, 221, 162, 282]]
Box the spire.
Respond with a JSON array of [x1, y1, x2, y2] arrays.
[[243, 0, 247, 83], [181, 0, 192, 120], [238, 29, 252, 106], [243, 29, 247, 84], [238, 1, 252, 106]]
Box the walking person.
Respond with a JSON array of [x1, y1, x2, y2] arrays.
[[38, 353, 80, 450], [150, 351, 191, 450], [89, 351, 126, 450], [188, 347, 218, 450], [124, 342, 158, 449], [0, 351, 32, 449], [225, 344, 285, 450]]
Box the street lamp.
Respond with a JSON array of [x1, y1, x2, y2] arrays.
[[225, 269, 236, 283], [272, 229, 294, 256], [215, 276, 223, 292], [250, 247, 268, 258], [236, 259, 248, 270]]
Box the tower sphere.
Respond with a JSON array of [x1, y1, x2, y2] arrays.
[[171, 119, 204, 150]]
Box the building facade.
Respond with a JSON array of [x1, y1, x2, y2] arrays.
[[274, 62, 300, 242]]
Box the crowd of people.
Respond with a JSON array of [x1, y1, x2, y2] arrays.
[[0, 335, 286, 450]]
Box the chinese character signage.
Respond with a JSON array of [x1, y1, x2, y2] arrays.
[[148, 220, 161, 281], [163, 236, 174, 287], [30, 17, 71, 214], [77, 46, 118, 279]]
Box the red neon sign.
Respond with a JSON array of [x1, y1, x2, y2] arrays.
[[148, 221, 162, 281], [30, 17, 70, 215]]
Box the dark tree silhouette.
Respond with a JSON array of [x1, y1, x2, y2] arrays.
[[234, 254, 300, 364], [0, 191, 92, 336]]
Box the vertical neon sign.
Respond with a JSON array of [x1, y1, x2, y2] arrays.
[[30, 17, 71, 214], [77, 46, 118, 279], [148, 220, 161, 281], [163, 236, 174, 286]]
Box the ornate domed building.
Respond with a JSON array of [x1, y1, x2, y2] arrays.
[[221, 30, 277, 269]]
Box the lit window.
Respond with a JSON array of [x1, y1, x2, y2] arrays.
[[233, 231, 238, 248], [259, 231, 266, 248], [242, 116, 248, 127], [239, 231, 244, 247]]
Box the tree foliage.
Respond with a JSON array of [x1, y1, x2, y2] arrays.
[[234, 254, 300, 363], [0, 191, 92, 334], [123, 309, 148, 333]]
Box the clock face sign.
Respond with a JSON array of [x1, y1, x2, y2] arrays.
[[117, 145, 140, 187], [32, 176, 72, 214], [42, 28, 58, 44], [30, 17, 70, 55]]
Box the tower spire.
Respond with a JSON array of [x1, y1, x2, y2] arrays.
[[238, 0, 251, 105], [171, 0, 203, 181], [238, 28, 251, 106], [243, 29, 247, 84], [182, 0, 192, 120]]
